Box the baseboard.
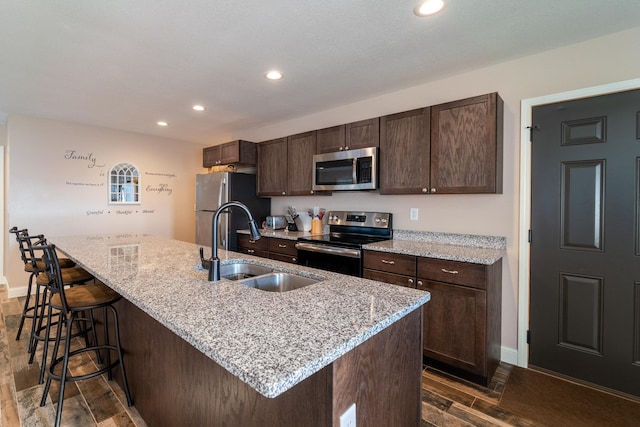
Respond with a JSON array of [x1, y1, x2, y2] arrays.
[[7, 285, 29, 299], [501, 346, 518, 365]]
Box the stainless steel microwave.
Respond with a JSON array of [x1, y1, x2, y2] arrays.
[[312, 147, 377, 191]]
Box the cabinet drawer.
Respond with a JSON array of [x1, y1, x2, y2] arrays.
[[363, 251, 416, 277], [268, 238, 298, 256], [363, 269, 416, 289], [417, 257, 486, 289], [238, 234, 269, 250], [237, 248, 269, 258], [269, 252, 298, 264]]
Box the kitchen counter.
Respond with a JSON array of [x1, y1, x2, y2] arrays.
[[50, 233, 429, 398]]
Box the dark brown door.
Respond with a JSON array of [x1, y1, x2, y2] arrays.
[[530, 89, 640, 397]]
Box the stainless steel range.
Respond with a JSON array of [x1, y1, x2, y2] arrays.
[[295, 211, 392, 277]]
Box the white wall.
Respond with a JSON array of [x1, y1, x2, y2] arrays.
[[238, 27, 640, 355], [5, 115, 204, 295]]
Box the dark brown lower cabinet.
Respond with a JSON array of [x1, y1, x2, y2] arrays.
[[363, 249, 502, 386], [103, 298, 423, 427], [237, 234, 298, 264]]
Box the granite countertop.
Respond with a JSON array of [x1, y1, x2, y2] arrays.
[[241, 228, 506, 265], [50, 234, 430, 398]]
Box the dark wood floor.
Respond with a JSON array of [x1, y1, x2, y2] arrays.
[[3, 285, 639, 426]]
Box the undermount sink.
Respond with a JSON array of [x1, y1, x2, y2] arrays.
[[239, 272, 319, 292], [219, 262, 273, 280], [216, 261, 322, 292]]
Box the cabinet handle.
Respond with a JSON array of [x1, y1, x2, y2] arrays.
[[339, 147, 344, 151], [408, 278, 414, 284], [345, 146, 349, 150], [417, 280, 423, 286], [247, 249, 255, 254], [441, 268, 459, 274], [422, 188, 428, 193], [431, 188, 437, 193], [278, 244, 287, 248], [310, 190, 314, 194], [282, 192, 286, 195], [381, 259, 395, 265], [249, 239, 256, 244], [292, 257, 297, 262]]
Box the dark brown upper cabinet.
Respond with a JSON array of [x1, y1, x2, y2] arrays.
[[430, 93, 503, 194], [379, 93, 503, 195], [316, 118, 379, 154], [287, 131, 318, 196], [257, 138, 288, 196], [202, 140, 257, 167], [379, 108, 431, 195]]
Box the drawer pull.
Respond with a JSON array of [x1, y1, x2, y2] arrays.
[[249, 239, 256, 244], [417, 280, 423, 286], [381, 259, 395, 265], [278, 244, 287, 248], [247, 249, 255, 254], [441, 268, 459, 274], [408, 278, 414, 284], [292, 257, 297, 262]]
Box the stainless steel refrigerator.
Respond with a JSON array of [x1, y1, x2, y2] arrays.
[[195, 172, 271, 251]]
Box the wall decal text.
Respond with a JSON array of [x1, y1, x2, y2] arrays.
[[64, 150, 105, 168]]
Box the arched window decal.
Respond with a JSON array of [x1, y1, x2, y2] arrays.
[[109, 163, 140, 204]]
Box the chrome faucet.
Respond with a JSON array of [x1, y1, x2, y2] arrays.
[[208, 201, 262, 281]]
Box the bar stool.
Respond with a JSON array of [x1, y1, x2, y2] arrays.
[[37, 244, 132, 427], [23, 237, 96, 383], [8, 227, 76, 341]]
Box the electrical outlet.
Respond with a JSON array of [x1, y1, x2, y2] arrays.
[[340, 403, 356, 427], [410, 208, 419, 220]]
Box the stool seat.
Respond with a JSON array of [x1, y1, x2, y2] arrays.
[[51, 283, 120, 311], [25, 258, 75, 272], [36, 267, 94, 287]]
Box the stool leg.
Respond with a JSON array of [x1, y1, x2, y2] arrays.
[[28, 283, 46, 355], [55, 313, 75, 427], [108, 305, 132, 406], [37, 304, 56, 384], [15, 272, 35, 340], [40, 308, 65, 406]]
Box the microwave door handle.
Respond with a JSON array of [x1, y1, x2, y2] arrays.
[[352, 158, 357, 183]]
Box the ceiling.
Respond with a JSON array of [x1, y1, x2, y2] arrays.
[[1, 1, 639, 145]]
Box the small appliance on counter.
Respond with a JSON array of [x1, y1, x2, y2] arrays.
[[265, 215, 287, 230]]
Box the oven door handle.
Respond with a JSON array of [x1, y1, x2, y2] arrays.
[[295, 242, 361, 259]]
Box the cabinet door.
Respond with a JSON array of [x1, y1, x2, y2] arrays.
[[418, 280, 486, 376], [316, 125, 346, 154], [430, 93, 503, 194], [379, 108, 431, 194], [287, 131, 317, 196], [346, 118, 379, 150], [203, 146, 221, 167], [257, 138, 288, 196]]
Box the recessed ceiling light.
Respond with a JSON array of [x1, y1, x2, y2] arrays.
[[193, 105, 205, 111], [265, 70, 284, 80], [414, 0, 444, 16], [157, 121, 168, 126]]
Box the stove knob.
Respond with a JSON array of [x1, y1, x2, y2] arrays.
[[375, 217, 381, 223], [381, 218, 387, 223]]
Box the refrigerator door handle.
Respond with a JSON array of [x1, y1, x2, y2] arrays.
[[218, 178, 226, 207]]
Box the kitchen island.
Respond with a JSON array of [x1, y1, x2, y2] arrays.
[[50, 234, 430, 426]]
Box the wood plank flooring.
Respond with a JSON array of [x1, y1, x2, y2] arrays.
[[3, 284, 640, 426]]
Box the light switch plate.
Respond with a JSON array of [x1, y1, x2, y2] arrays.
[[340, 403, 356, 427], [410, 208, 419, 220]]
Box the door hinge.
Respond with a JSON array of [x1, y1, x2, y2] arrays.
[[526, 330, 531, 344], [527, 124, 541, 142], [528, 229, 532, 243]]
